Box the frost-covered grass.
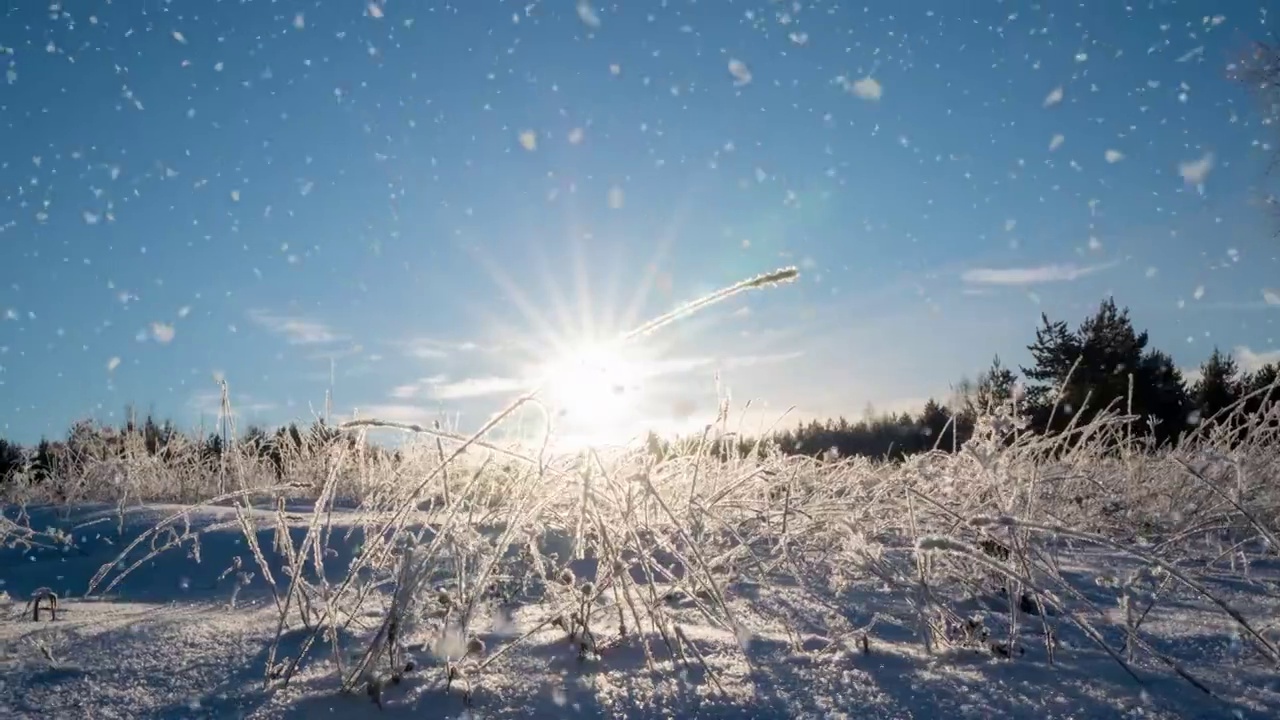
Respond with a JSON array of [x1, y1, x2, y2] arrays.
[[2, 268, 1279, 718], [2, 400, 1280, 719]]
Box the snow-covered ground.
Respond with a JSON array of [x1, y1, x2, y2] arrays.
[[2, 481, 1279, 720]]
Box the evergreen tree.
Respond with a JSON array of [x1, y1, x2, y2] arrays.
[[968, 355, 1020, 415], [1192, 347, 1242, 426], [1241, 362, 1279, 419], [0, 438, 25, 481], [918, 398, 954, 450], [1021, 298, 1189, 443], [31, 438, 63, 484], [1021, 313, 1082, 429], [1134, 349, 1192, 445]]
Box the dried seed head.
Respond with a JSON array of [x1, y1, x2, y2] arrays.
[[437, 590, 453, 607], [558, 568, 576, 585], [466, 637, 486, 656], [580, 582, 596, 597]]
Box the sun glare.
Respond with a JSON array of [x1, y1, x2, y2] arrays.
[[539, 343, 644, 430]]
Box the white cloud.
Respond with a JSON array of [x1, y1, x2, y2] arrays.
[[399, 337, 483, 359], [1234, 346, 1280, 374], [1181, 366, 1204, 387], [187, 390, 276, 418], [961, 261, 1117, 286], [388, 351, 803, 407], [345, 404, 435, 425], [633, 352, 804, 378], [248, 310, 344, 345], [723, 351, 805, 369], [389, 374, 449, 399], [307, 345, 364, 361], [432, 376, 526, 400]]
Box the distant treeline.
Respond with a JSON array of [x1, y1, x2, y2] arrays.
[[655, 298, 1279, 461], [1, 298, 1278, 482]]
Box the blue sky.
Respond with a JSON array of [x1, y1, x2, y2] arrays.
[[0, 0, 1277, 446]]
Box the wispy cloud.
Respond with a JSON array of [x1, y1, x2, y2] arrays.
[[389, 374, 449, 399], [1235, 346, 1280, 374], [398, 337, 485, 360], [1192, 298, 1280, 312], [248, 309, 345, 345], [344, 404, 437, 425], [961, 261, 1118, 286], [187, 390, 277, 418], [639, 351, 805, 378], [306, 345, 365, 361], [431, 376, 526, 400], [388, 352, 805, 406], [723, 351, 805, 370]]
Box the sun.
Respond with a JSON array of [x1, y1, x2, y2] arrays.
[[538, 342, 644, 430]]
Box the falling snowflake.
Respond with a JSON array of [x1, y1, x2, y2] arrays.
[[1105, 149, 1125, 163], [576, 1, 601, 28], [107, 357, 121, 372], [568, 128, 585, 145], [1049, 134, 1065, 151], [849, 76, 882, 101], [172, 31, 187, 45], [1179, 153, 1215, 186], [518, 130, 537, 151], [1176, 46, 1204, 63], [151, 323, 176, 344], [367, 3, 384, 19], [1193, 285, 1205, 301], [1263, 289, 1280, 306], [608, 186, 625, 209], [1044, 86, 1064, 107], [728, 59, 752, 86]]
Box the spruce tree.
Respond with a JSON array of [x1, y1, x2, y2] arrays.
[[1192, 347, 1242, 426]]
